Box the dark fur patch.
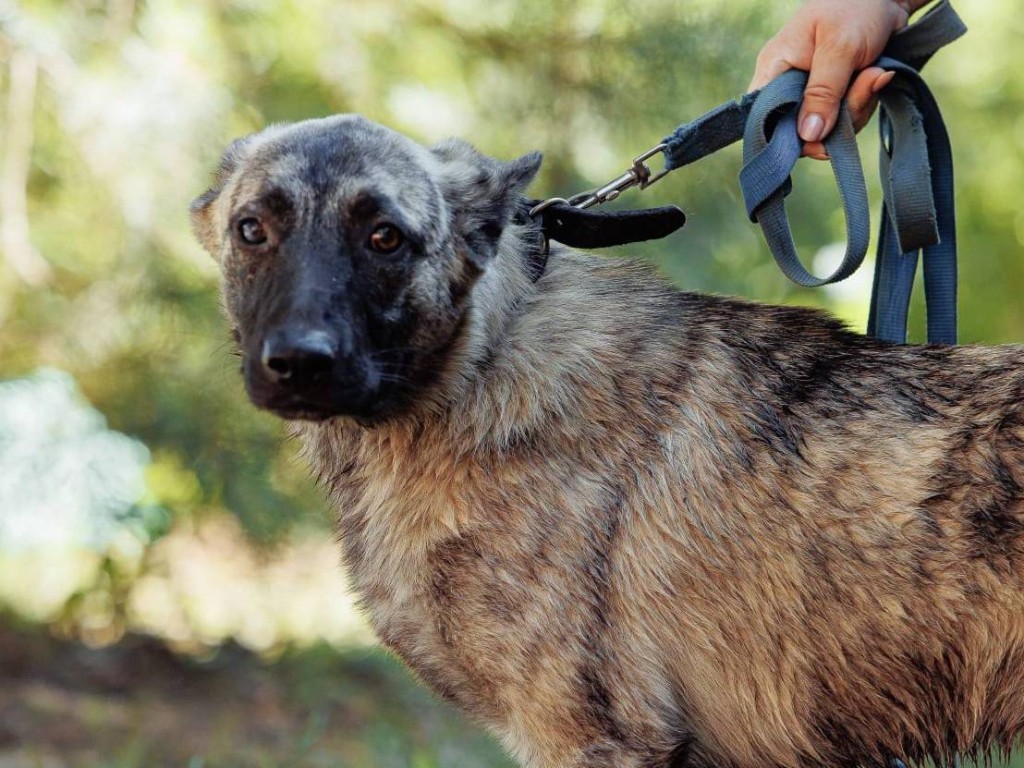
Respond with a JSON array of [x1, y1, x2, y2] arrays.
[[924, 411, 1024, 573], [580, 665, 628, 744], [749, 401, 802, 458], [576, 490, 627, 746], [663, 736, 698, 768], [260, 186, 296, 230]]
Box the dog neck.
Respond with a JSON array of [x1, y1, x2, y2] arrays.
[[511, 200, 550, 283]]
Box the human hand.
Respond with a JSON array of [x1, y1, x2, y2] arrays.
[[749, 0, 921, 160]]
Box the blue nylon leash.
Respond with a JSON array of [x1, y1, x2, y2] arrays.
[[660, 0, 965, 344], [532, 1, 965, 345], [739, 74, 871, 288]]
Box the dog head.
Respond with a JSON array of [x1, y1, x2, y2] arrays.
[[190, 115, 541, 422]]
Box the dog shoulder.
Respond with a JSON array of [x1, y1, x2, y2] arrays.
[[529, 250, 860, 372]]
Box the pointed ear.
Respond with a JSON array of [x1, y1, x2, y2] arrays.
[[430, 139, 542, 269], [189, 137, 253, 257]]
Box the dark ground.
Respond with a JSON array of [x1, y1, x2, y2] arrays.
[[0, 620, 512, 768], [5, 620, 1024, 768]]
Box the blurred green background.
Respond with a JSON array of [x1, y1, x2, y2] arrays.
[[0, 0, 1022, 766]]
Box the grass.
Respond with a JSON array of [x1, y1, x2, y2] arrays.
[[5, 619, 1024, 768], [0, 620, 513, 768]]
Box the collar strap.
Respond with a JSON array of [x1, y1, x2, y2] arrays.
[[516, 199, 686, 282], [531, 199, 686, 250]]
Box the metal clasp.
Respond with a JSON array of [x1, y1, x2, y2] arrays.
[[529, 143, 671, 217]]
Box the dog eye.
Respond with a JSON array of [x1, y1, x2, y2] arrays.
[[237, 217, 268, 246], [368, 224, 404, 254]]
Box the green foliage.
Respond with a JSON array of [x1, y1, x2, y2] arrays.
[[0, 620, 513, 767], [5, 1, 1018, 545], [2, 1, 1024, 765]]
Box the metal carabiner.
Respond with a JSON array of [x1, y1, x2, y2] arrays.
[[528, 143, 672, 217], [572, 143, 671, 209]]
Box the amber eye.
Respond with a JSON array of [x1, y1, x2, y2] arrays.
[[368, 223, 404, 254], [237, 217, 267, 245]]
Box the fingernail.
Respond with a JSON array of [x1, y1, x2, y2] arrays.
[[800, 113, 826, 143], [872, 71, 896, 93]]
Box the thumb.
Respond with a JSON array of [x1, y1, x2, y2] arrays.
[[798, 45, 858, 143]]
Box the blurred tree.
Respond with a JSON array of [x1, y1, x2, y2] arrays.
[[0, 0, 1020, 552], [1, 2, 1023, 765]]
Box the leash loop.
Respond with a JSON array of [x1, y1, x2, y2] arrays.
[[738, 72, 871, 288], [526, 0, 965, 346], [661, 0, 964, 344], [863, 0, 965, 344]]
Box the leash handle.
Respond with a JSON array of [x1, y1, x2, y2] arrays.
[[739, 72, 870, 288], [661, 0, 965, 344]]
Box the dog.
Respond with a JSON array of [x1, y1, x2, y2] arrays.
[[191, 114, 1024, 768]]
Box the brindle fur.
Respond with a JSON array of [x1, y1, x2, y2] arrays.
[[191, 115, 1024, 768]]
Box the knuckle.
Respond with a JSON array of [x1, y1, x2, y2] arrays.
[[848, 88, 873, 112], [825, 28, 857, 51], [755, 44, 781, 70], [803, 82, 842, 104]]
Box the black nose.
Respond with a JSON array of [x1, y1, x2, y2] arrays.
[[260, 329, 336, 387]]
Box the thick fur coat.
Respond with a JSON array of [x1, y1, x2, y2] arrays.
[[191, 115, 1024, 768]]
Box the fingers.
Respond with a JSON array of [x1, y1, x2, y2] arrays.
[[847, 67, 895, 131], [803, 142, 829, 161], [749, 38, 794, 93], [798, 41, 860, 143], [753, 0, 909, 159], [801, 67, 895, 160]]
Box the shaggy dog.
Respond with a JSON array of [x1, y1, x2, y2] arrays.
[[191, 115, 1024, 768]]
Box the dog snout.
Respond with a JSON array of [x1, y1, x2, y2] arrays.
[[249, 323, 385, 419], [260, 328, 337, 387]]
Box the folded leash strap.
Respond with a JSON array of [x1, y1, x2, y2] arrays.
[[661, 0, 966, 344]]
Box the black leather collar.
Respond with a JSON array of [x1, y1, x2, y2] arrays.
[[517, 199, 687, 282]]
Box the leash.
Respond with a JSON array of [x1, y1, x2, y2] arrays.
[[529, 0, 965, 346]]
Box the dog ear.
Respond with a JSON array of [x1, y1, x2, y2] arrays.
[[190, 137, 253, 257], [431, 139, 542, 269]]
